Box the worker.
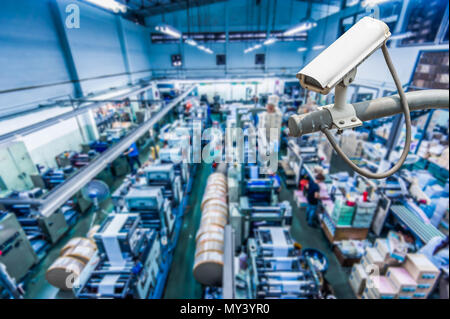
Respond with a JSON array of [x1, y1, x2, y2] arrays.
[[298, 92, 318, 114], [124, 142, 141, 174], [305, 173, 326, 227], [258, 94, 282, 145], [269, 172, 282, 193]]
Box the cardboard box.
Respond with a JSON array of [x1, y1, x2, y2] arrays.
[[362, 247, 384, 270], [363, 276, 396, 299], [374, 239, 402, 266], [386, 267, 417, 298], [349, 264, 368, 296], [404, 254, 439, 282]]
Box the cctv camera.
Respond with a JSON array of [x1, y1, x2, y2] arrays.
[[297, 17, 391, 95]]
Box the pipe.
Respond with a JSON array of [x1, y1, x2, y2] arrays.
[[0, 83, 154, 147], [288, 89, 449, 137], [37, 86, 196, 217]]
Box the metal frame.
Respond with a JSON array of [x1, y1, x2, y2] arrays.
[[0, 83, 154, 148], [0, 87, 196, 217]]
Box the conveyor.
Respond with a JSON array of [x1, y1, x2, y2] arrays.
[[390, 205, 445, 244]]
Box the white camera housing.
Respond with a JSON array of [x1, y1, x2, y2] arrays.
[[297, 17, 391, 130], [297, 17, 391, 95]]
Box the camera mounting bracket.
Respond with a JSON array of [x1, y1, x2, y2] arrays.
[[320, 68, 362, 130]]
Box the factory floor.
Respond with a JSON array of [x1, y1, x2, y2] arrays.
[[163, 163, 211, 298], [163, 165, 355, 299], [23, 143, 355, 299], [278, 179, 356, 299]]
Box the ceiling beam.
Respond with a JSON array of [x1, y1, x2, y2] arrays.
[[134, 0, 228, 17]]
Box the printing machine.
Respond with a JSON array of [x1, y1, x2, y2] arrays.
[[247, 227, 319, 299], [240, 197, 292, 227], [158, 147, 189, 185], [124, 186, 175, 237], [144, 164, 182, 206], [106, 127, 127, 142], [1, 190, 70, 254], [244, 178, 278, 206], [0, 212, 38, 281], [76, 213, 161, 299]]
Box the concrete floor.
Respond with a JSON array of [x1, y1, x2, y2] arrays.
[[163, 163, 211, 299], [278, 179, 355, 299]]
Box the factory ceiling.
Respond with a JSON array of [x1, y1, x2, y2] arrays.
[[120, 0, 342, 17]]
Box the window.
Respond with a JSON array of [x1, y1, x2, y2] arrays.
[[171, 54, 182, 67], [151, 30, 307, 44], [255, 54, 265, 65], [339, 1, 402, 37], [410, 51, 449, 90], [216, 54, 226, 66], [339, 16, 355, 37], [342, 0, 360, 9], [400, 0, 448, 46]]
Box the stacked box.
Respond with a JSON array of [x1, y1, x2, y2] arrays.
[[374, 239, 404, 267], [349, 264, 368, 296], [404, 254, 440, 299], [352, 200, 377, 228], [332, 198, 356, 226], [360, 247, 384, 272], [363, 276, 397, 299], [386, 267, 417, 299], [294, 190, 307, 208]]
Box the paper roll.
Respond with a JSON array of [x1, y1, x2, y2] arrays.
[[62, 245, 97, 265], [46, 256, 85, 291], [196, 225, 224, 242], [193, 251, 224, 286], [195, 240, 224, 257], [60, 237, 97, 256]]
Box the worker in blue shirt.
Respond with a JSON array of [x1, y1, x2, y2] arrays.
[[269, 173, 281, 193], [124, 142, 141, 174], [305, 173, 325, 227]]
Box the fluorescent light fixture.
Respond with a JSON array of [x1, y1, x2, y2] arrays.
[[244, 44, 262, 54], [197, 45, 214, 54], [283, 21, 317, 36], [185, 39, 198, 46], [84, 0, 127, 13], [362, 0, 392, 7], [264, 38, 277, 46], [297, 47, 307, 52], [313, 45, 325, 50], [389, 31, 415, 40], [155, 24, 182, 39]]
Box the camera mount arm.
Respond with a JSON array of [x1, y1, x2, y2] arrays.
[[288, 89, 449, 137]]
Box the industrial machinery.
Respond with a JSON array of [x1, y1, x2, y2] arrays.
[[124, 186, 175, 237], [159, 147, 189, 185], [248, 227, 320, 299], [0, 212, 38, 281], [244, 178, 278, 206], [75, 213, 162, 299], [145, 164, 182, 206], [239, 198, 292, 227], [1, 191, 69, 253]]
